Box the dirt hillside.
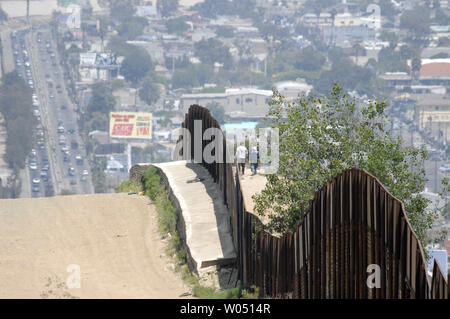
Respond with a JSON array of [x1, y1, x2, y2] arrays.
[[0, 193, 190, 298]]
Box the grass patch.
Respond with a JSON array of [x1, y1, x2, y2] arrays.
[[141, 167, 194, 284], [122, 167, 260, 299], [192, 285, 259, 299], [193, 286, 241, 299], [114, 180, 143, 193]]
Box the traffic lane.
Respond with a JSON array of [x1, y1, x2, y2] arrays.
[[40, 29, 94, 194], [26, 34, 62, 194]]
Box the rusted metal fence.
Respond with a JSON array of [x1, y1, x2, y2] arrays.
[[178, 105, 449, 299]]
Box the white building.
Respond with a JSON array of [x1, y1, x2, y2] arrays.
[[275, 79, 313, 100], [181, 88, 273, 118]]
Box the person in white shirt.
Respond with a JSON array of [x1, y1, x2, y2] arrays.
[[235, 143, 248, 175]]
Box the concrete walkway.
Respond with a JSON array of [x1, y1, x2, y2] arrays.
[[153, 161, 236, 272]]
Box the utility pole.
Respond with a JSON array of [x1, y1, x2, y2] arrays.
[[26, 0, 30, 22]]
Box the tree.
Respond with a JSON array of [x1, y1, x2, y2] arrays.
[[315, 58, 379, 96], [379, 30, 398, 49], [411, 57, 422, 80], [215, 26, 234, 38], [253, 84, 435, 248], [434, 10, 449, 25], [206, 102, 225, 124], [194, 38, 233, 69], [377, 47, 409, 73], [87, 82, 116, 115], [120, 49, 154, 85], [400, 6, 431, 42], [293, 46, 325, 71], [0, 72, 35, 169], [109, 0, 135, 22], [139, 77, 161, 105], [158, 0, 179, 17], [165, 17, 189, 35], [117, 16, 148, 40]]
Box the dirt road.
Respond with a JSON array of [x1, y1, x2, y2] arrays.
[[0, 193, 190, 298]]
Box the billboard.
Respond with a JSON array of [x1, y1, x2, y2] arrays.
[[109, 112, 152, 139]]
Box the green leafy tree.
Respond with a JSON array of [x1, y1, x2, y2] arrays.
[[158, 0, 179, 17], [109, 0, 135, 22], [120, 49, 154, 85], [400, 6, 431, 42], [87, 82, 116, 115], [139, 77, 161, 105], [165, 17, 189, 35], [378, 47, 409, 73], [117, 16, 148, 40], [434, 10, 449, 25], [0, 72, 35, 169], [315, 58, 378, 96], [194, 38, 233, 69], [215, 26, 234, 38], [254, 84, 434, 249]]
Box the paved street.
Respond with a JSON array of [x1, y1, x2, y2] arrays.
[[11, 27, 94, 197]]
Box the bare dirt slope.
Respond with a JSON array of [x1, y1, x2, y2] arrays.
[[0, 193, 190, 298]]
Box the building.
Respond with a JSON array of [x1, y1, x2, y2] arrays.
[[418, 59, 450, 86], [301, 13, 333, 26], [180, 88, 273, 118], [414, 94, 450, 140], [275, 80, 313, 100]]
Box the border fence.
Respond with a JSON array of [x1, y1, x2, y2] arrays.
[[175, 104, 449, 299]]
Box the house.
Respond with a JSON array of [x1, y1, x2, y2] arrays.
[[414, 94, 450, 139], [418, 59, 450, 85], [275, 80, 313, 100], [180, 88, 273, 118], [301, 13, 333, 26], [135, 5, 158, 17]]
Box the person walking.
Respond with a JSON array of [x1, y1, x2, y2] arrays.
[[249, 146, 259, 175], [235, 142, 248, 175]]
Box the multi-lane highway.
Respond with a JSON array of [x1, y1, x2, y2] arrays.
[[11, 26, 93, 197]]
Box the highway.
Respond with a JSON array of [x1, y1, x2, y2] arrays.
[[11, 26, 94, 197]]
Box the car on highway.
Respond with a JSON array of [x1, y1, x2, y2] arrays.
[[29, 162, 38, 170], [80, 175, 87, 182], [82, 169, 89, 176], [40, 170, 48, 182], [76, 155, 83, 165], [68, 167, 75, 176], [57, 125, 65, 134], [32, 178, 40, 185], [49, 94, 55, 99], [32, 185, 40, 193], [59, 135, 66, 145], [70, 179, 77, 186]]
